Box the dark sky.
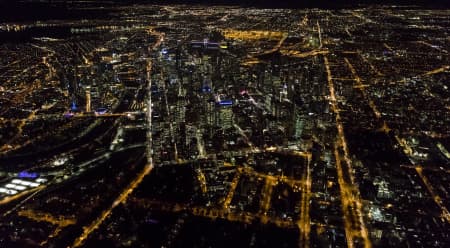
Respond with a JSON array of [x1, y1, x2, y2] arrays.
[[1, 0, 449, 7], [0, 0, 448, 22]]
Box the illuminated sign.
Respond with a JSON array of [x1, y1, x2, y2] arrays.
[[18, 171, 39, 179], [218, 100, 233, 106], [95, 108, 108, 115], [64, 112, 74, 118]]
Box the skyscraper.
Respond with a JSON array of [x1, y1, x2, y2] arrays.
[[216, 104, 233, 129], [85, 86, 91, 112]]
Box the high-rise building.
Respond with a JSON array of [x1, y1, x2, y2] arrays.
[[293, 106, 304, 140], [205, 100, 215, 127], [216, 101, 234, 129], [85, 87, 91, 112], [280, 83, 288, 102]]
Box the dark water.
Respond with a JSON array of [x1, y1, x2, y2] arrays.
[[0, 26, 73, 43], [0, 2, 115, 43], [0, 2, 114, 22]]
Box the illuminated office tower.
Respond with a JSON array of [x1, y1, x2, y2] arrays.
[[280, 83, 288, 102], [217, 107, 233, 129], [85, 86, 91, 112], [174, 98, 186, 125], [293, 106, 304, 140], [215, 100, 234, 130], [206, 100, 215, 127]]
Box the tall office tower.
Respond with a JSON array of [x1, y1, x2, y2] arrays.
[[174, 83, 186, 129], [265, 94, 272, 111], [293, 106, 304, 140], [204, 99, 215, 127], [216, 103, 234, 130], [198, 98, 215, 139], [174, 97, 186, 125], [69, 67, 78, 95], [85, 87, 91, 112], [184, 125, 197, 147], [279, 83, 288, 102]]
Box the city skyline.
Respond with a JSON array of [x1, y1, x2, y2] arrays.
[[0, 2, 449, 248]]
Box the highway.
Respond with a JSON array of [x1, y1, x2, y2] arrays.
[[0, 185, 45, 207]]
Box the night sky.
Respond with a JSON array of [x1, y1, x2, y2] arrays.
[[1, 0, 448, 22], [1, 0, 449, 7]]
